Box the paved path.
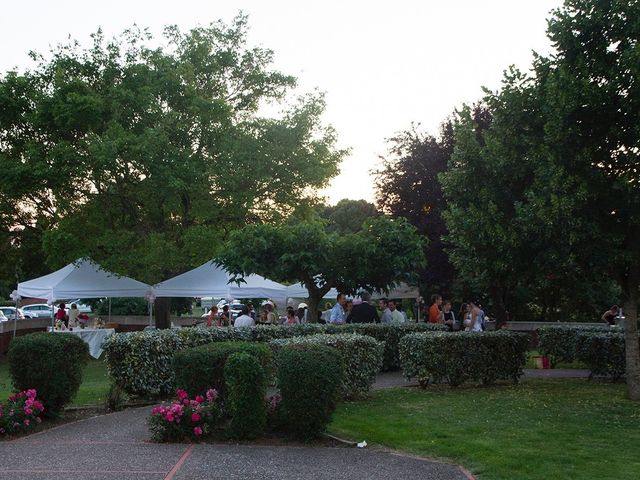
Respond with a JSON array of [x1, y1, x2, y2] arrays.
[[0, 406, 472, 480]]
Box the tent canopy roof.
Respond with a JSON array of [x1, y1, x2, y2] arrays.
[[153, 261, 287, 299], [17, 258, 151, 301]]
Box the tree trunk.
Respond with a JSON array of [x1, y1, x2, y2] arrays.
[[306, 284, 331, 324], [155, 297, 171, 330], [624, 267, 640, 400], [490, 285, 509, 329]]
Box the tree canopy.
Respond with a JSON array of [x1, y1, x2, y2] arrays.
[[0, 15, 345, 290], [217, 213, 425, 321]]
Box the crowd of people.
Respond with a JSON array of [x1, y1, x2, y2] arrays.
[[200, 292, 488, 331]]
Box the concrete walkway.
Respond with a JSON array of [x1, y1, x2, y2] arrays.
[[0, 406, 472, 480]]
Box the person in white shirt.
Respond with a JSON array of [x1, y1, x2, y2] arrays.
[[378, 298, 393, 324], [389, 300, 405, 323], [329, 293, 347, 324], [234, 306, 255, 327], [68, 304, 80, 327]]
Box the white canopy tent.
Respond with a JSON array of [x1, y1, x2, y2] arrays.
[[153, 261, 288, 299], [282, 282, 419, 302], [17, 258, 152, 300], [16, 258, 153, 333]]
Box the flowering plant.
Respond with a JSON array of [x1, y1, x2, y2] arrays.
[[0, 389, 45, 436], [147, 388, 221, 442]]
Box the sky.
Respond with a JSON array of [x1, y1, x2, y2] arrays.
[[1, 0, 562, 205]]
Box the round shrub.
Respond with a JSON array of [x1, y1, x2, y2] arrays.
[[8, 332, 89, 414], [173, 341, 271, 398], [275, 344, 343, 439], [271, 333, 383, 397], [575, 331, 630, 380], [224, 352, 267, 439]]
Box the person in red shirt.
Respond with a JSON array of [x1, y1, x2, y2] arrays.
[[428, 295, 443, 324]]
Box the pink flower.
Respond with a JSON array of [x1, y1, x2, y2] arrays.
[[206, 389, 218, 401], [23, 419, 30, 426], [165, 414, 174, 423], [191, 413, 201, 423], [24, 408, 33, 416], [176, 389, 188, 400], [182, 398, 189, 405], [193, 426, 202, 436], [36, 417, 42, 424], [26, 389, 37, 399], [195, 395, 204, 404]]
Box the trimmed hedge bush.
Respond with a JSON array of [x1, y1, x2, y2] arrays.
[[224, 352, 267, 439], [338, 323, 446, 371], [271, 333, 383, 397], [172, 341, 271, 398], [574, 331, 632, 380], [8, 332, 89, 414], [104, 329, 183, 397], [104, 323, 427, 398], [537, 325, 609, 364], [400, 331, 529, 387], [275, 344, 343, 439]]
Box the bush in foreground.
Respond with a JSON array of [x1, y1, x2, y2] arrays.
[[271, 333, 383, 397], [173, 341, 271, 399], [8, 333, 89, 414], [224, 352, 267, 439], [400, 331, 528, 386], [275, 344, 343, 439]]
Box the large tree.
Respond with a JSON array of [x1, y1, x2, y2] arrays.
[[217, 214, 425, 322], [0, 16, 345, 325]]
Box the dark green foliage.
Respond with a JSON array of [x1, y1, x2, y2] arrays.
[[224, 352, 267, 439], [8, 332, 89, 414], [172, 341, 271, 398], [95, 297, 148, 316], [575, 331, 635, 381], [275, 344, 343, 439], [400, 331, 528, 387], [537, 325, 610, 365]]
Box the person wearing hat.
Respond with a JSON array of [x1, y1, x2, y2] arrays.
[[296, 303, 308, 323]]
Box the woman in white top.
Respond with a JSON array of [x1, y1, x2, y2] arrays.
[[68, 304, 80, 327], [467, 300, 484, 332]]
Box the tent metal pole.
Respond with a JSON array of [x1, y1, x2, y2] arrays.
[[108, 297, 111, 322], [13, 298, 18, 338]]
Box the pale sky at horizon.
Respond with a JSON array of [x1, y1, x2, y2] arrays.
[[1, 0, 562, 205]]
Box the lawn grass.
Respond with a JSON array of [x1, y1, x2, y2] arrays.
[[0, 356, 110, 407], [329, 379, 640, 480]]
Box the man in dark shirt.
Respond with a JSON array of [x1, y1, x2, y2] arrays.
[[346, 292, 380, 323]]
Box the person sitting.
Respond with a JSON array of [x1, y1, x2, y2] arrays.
[[68, 303, 80, 327], [601, 305, 619, 326], [346, 292, 380, 323], [55, 303, 68, 328], [234, 306, 255, 327], [284, 307, 300, 325]]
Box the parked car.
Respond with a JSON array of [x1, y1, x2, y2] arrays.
[[65, 299, 93, 313], [0, 310, 7, 322], [0, 306, 31, 320], [21, 303, 60, 318]]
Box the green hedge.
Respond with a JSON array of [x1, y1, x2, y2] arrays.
[[537, 325, 610, 364], [8, 333, 89, 414], [275, 344, 343, 439], [104, 329, 183, 397], [172, 341, 271, 398], [574, 331, 634, 380], [105, 324, 410, 398], [271, 333, 383, 397], [224, 352, 267, 439], [399, 331, 529, 387]]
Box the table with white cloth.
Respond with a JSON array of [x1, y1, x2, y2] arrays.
[[50, 328, 115, 359]]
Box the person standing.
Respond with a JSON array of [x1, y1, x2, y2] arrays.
[[379, 298, 393, 324], [285, 307, 300, 325], [442, 300, 457, 331], [389, 300, 405, 323], [347, 292, 380, 323], [329, 293, 347, 324], [55, 303, 68, 328], [468, 300, 485, 332], [206, 306, 219, 327], [428, 295, 443, 324], [601, 305, 619, 326], [68, 303, 80, 328], [234, 306, 255, 327]]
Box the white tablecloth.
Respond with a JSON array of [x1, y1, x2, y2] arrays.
[[51, 328, 115, 359]]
